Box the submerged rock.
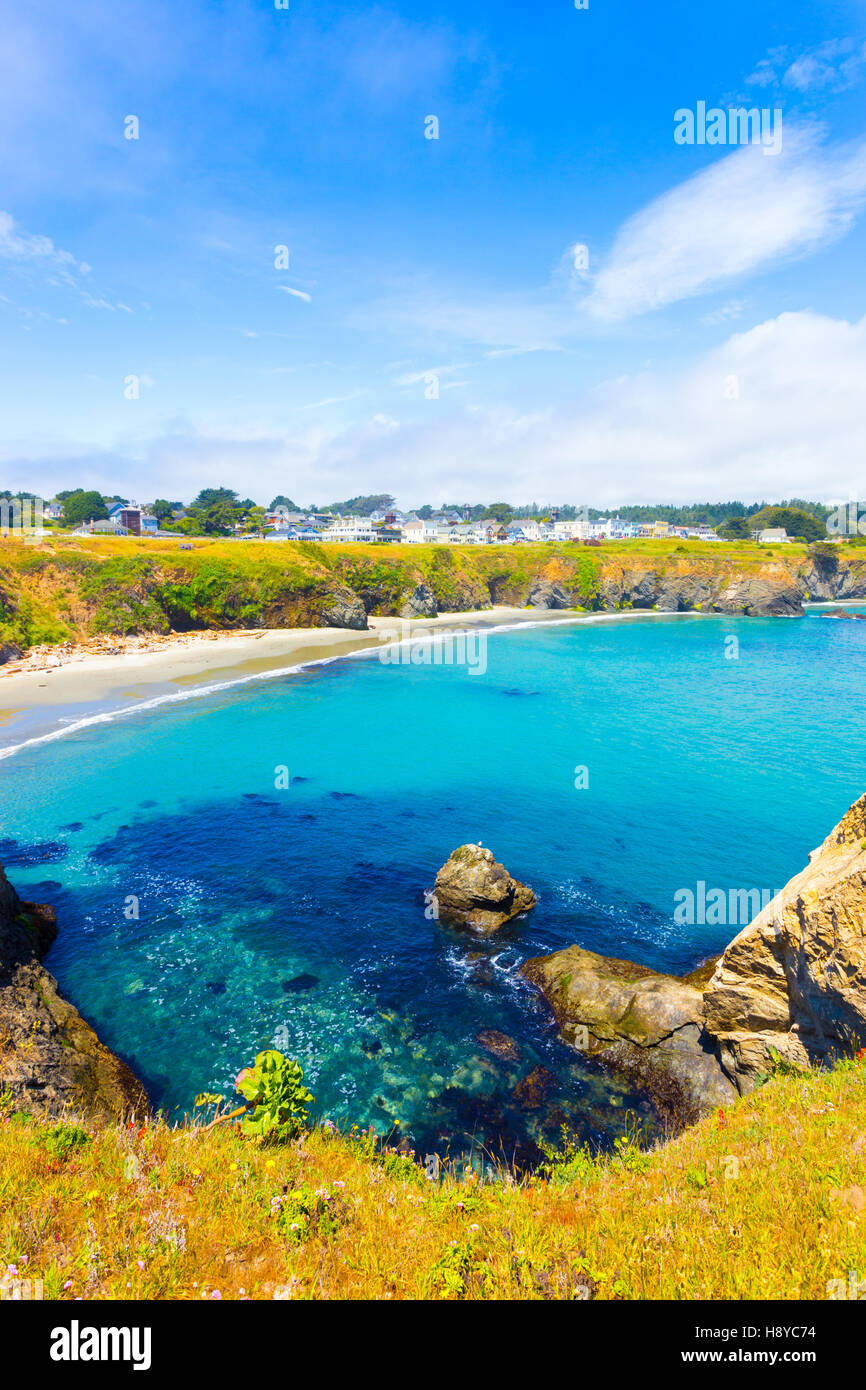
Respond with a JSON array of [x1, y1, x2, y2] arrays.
[[434, 844, 536, 935], [476, 1028, 522, 1062], [0, 864, 149, 1122], [513, 1064, 556, 1110], [282, 973, 319, 993]]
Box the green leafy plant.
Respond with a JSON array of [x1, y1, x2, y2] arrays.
[[234, 1050, 314, 1143], [35, 1122, 90, 1162]]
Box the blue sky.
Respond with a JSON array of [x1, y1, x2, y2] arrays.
[[1, 0, 865, 508]]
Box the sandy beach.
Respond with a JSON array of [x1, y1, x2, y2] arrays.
[[0, 607, 576, 745]]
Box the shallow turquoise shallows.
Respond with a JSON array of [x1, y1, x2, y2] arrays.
[[3, 608, 865, 1165]]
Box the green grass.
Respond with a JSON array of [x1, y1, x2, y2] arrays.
[[2, 1055, 865, 1300]]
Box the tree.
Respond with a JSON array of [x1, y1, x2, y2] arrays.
[[718, 516, 753, 540], [482, 502, 515, 524], [749, 506, 825, 543], [192, 487, 239, 509], [269, 495, 299, 512], [62, 490, 109, 527], [244, 506, 267, 536], [151, 499, 181, 522]]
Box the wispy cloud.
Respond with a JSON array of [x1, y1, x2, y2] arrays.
[[278, 285, 312, 303], [585, 127, 866, 321], [0, 210, 131, 312], [747, 37, 866, 94]]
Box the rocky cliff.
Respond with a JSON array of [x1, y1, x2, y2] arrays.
[[0, 865, 149, 1121], [3, 537, 866, 651], [704, 793, 866, 1090], [522, 793, 866, 1124]]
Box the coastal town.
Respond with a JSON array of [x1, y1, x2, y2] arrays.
[[8, 495, 812, 547]]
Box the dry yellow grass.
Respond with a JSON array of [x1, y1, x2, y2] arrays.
[[2, 1055, 864, 1301]]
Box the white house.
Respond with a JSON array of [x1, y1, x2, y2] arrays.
[[401, 517, 450, 543], [756, 528, 790, 544], [321, 516, 379, 543]]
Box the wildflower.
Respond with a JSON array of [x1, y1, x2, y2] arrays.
[[211, 1290, 221, 1300], [333, 1180, 345, 1189], [6, 1264, 17, 1277], [469, 1223, 479, 1232], [266, 1160, 276, 1169], [290, 1223, 300, 1231], [136, 1260, 145, 1270], [63, 1281, 73, 1290]]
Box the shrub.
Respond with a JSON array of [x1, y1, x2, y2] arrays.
[[234, 1051, 314, 1143]]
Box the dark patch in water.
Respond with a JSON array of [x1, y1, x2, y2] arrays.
[[206, 980, 227, 996], [0, 838, 68, 865], [299, 813, 316, 822], [282, 973, 319, 993], [500, 688, 541, 698], [291, 776, 311, 784], [329, 791, 360, 800], [139, 800, 158, 809], [60, 822, 83, 833]]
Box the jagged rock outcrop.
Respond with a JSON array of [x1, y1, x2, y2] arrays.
[[0, 641, 22, 665], [522, 793, 866, 1121], [703, 793, 866, 1090], [528, 580, 571, 609], [434, 845, 536, 935], [0, 865, 149, 1121], [319, 591, 369, 630], [399, 584, 438, 619], [521, 948, 735, 1123]]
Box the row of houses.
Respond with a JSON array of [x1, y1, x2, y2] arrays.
[[261, 511, 723, 545], [69, 501, 161, 537]]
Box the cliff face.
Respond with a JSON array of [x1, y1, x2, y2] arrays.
[[2, 539, 866, 649], [704, 794, 866, 1090], [523, 794, 866, 1123], [0, 866, 149, 1121]]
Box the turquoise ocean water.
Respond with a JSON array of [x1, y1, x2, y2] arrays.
[[2, 608, 865, 1165]]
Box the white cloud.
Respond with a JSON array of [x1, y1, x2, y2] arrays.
[[746, 38, 866, 94], [586, 127, 866, 321], [278, 285, 312, 303], [0, 210, 131, 312], [7, 311, 865, 508]]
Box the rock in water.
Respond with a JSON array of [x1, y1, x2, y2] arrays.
[[521, 947, 735, 1123], [476, 1028, 522, 1062], [703, 791, 866, 1089], [434, 844, 536, 935]]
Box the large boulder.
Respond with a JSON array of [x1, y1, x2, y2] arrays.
[[433, 844, 536, 935], [0, 865, 149, 1122], [521, 946, 735, 1123], [703, 792, 866, 1090], [0, 642, 22, 665], [399, 584, 438, 619], [319, 591, 368, 630]]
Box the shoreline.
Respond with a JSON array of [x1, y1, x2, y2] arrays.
[[0, 607, 602, 757], [2, 599, 853, 759]]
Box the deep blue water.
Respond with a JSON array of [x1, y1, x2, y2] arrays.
[[3, 608, 865, 1165]]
